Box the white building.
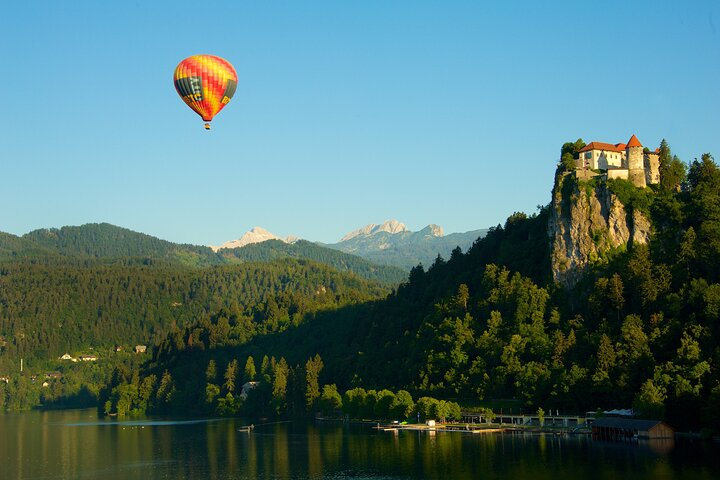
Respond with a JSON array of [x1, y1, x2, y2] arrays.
[[575, 134, 660, 188], [577, 141, 626, 170]]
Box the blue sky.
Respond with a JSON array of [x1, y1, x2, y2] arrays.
[[2, 1, 718, 245]]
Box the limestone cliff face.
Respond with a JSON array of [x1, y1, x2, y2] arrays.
[[548, 174, 652, 287]]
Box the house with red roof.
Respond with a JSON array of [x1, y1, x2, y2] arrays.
[[577, 142, 627, 170]]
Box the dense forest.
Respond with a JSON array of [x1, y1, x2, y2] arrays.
[[0, 258, 391, 410], [99, 141, 720, 433], [3, 141, 719, 434]]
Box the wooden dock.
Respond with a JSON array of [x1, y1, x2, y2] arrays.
[[375, 423, 507, 434]]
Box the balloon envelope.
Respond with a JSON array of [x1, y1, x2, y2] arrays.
[[174, 55, 237, 127]]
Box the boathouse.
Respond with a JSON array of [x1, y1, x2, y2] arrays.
[[591, 418, 673, 440]]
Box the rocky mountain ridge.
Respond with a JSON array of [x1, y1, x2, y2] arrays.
[[340, 220, 410, 241]]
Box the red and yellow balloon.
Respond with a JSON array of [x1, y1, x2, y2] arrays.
[[173, 55, 238, 130]]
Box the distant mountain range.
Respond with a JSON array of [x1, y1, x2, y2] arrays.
[[0, 223, 406, 284], [213, 220, 488, 270], [0, 219, 488, 281], [324, 220, 488, 270]]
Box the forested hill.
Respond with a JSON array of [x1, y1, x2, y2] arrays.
[[1, 223, 405, 284], [21, 223, 223, 266], [119, 147, 720, 432], [0, 231, 55, 259], [218, 239, 407, 284]]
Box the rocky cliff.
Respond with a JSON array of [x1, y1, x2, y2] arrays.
[[548, 173, 652, 287]]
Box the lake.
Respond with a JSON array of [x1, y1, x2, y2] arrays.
[[0, 409, 718, 479]]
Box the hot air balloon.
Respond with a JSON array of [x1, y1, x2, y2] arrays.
[[174, 54, 238, 130]]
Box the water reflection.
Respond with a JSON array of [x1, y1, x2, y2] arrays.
[[1, 410, 718, 479]]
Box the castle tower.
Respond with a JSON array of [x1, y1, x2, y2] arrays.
[[644, 150, 660, 185], [626, 134, 646, 188]]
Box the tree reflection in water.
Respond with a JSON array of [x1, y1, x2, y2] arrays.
[[1, 410, 718, 480]]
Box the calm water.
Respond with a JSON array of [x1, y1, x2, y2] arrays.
[[0, 409, 718, 479]]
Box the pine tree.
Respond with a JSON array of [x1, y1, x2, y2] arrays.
[[244, 356, 256, 382], [271, 357, 289, 415], [224, 359, 238, 393], [305, 354, 324, 412], [206, 360, 217, 383]]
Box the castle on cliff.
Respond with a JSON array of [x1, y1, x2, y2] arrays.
[[574, 134, 660, 188]]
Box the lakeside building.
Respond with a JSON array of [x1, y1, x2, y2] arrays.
[[240, 381, 259, 399], [591, 418, 674, 440]]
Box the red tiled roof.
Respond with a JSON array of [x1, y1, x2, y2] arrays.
[[578, 141, 625, 153], [626, 134, 643, 148]]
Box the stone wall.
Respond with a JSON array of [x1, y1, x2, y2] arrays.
[[644, 152, 660, 185]]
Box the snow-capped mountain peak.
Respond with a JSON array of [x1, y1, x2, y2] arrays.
[[210, 227, 295, 251]]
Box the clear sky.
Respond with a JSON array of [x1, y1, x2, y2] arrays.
[[2, 1, 719, 245]]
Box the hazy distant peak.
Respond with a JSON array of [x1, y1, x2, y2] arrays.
[[418, 224, 444, 237], [340, 219, 408, 242], [211, 226, 296, 252], [246, 226, 272, 237]]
